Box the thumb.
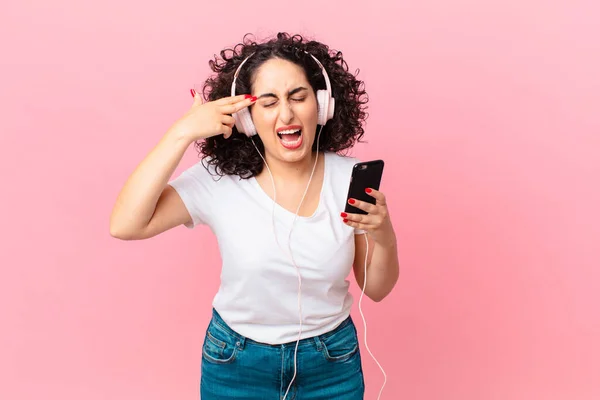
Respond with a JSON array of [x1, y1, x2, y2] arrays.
[[190, 88, 204, 105]]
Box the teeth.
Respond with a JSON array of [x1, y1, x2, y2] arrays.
[[278, 129, 301, 135]]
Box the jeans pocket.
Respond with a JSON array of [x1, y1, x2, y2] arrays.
[[202, 322, 239, 365], [319, 321, 359, 362]]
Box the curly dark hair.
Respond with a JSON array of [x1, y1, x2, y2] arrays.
[[196, 32, 369, 179]]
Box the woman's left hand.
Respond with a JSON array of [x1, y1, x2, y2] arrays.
[[341, 188, 396, 246]]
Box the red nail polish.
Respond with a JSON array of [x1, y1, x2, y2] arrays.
[[341, 212, 347, 218], [190, 89, 196, 97], [365, 188, 372, 193], [343, 219, 348, 223], [349, 199, 355, 204], [251, 96, 258, 102], [244, 94, 253, 99]]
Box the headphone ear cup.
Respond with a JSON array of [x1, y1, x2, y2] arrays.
[[316, 90, 335, 126], [233, 108, 257, 137], [316, 90, 327, 126], [327, 97, 335, 121]]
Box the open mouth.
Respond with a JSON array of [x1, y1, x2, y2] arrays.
[[277, 128, 303, 150]]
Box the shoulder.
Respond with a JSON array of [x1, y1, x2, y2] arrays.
[[177, 157, 223, 182], [181, 157, 214, 176], [170, 157, 235, 193], [325, 152, 361, 177]]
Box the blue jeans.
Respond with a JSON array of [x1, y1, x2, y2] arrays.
[[200, 309, 365, 399]]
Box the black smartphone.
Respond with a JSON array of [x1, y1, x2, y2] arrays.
[[344, 160, 385, 215]]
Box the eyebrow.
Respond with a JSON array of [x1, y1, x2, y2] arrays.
[[257, 87, 308, 100]]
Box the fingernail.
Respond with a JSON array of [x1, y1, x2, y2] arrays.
[[343, 219, 348, 223], [348, 199, 356, 204], [341, 212, 347, 218], [244, 94, 253, 99], [251, 96, 257, 102], [190, 89, 196, 97], [365, 188, 372, 193]]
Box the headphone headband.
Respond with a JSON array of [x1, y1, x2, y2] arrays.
[[230, 50, 333, 98]]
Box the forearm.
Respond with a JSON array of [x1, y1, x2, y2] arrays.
[[109, 128, 192, 235], [356, 233, 399, 302], [368, 240, 399, 300]]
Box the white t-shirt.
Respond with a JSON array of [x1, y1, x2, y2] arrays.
[[168, 151, 364, 344]]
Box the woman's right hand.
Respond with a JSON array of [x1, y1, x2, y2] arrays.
[[169, 89, 257, 142]]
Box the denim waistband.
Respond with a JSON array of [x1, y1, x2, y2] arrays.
[[209, 308, 354, 349]]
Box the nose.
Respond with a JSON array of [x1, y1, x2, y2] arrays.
[[278, 100, 295, 124]]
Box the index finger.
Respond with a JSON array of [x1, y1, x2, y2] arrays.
[[347, 198, 378, 214], [219, 96, 257, 114], [216, 94, 255, 106], [365, 188, 387, 206]]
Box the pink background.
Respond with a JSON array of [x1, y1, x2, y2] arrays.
[[1, 0, 599, 399]]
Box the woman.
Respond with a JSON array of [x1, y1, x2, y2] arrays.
[[110, 32, 399, 400]]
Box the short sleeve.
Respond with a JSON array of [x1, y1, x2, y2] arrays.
[[168, 161, 218, 229]]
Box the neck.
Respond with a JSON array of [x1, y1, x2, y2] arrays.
[[261, 151, 320, 182]]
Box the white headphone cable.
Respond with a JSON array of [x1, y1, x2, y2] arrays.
[[250, 125, 322, 400], [358, 233, 387, 399], [250, 125, 384, 400]]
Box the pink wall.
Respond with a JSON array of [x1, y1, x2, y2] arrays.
[[1, 0, 598, 399]]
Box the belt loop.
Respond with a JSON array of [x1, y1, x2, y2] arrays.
[[313, 336, 322, 352]]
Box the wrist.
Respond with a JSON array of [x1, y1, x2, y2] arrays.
[[373, 225, 397, 249], [165, 125, 196, 147]]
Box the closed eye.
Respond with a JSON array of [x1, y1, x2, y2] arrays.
[[263, 97, 306, 108]]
